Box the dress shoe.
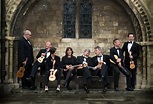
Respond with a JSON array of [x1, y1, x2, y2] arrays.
[[115, 87, 119, 91], [126, 88, 134, 91], [66, 86, 72, 90], [22, 86, 29, 89], [104, 83, 109, 87], [131, 86, 135, 89], [30, 86, 37, 90], [84, 86, 89, 93], [26, 77, 32, 82], [103, 87, 107, 92]]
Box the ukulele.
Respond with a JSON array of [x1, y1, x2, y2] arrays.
[[110, 55, 130, 75], [37, 50, 48, 63], [49, 59, 57, 81], [77, 62, 96, 70], [16, 58, 28, 78], [129, 51, 135, 69]]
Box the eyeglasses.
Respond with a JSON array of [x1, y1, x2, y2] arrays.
[[28, 34, 32, 36]]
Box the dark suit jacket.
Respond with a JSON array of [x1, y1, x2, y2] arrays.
[[92, 55, 110, 67], [45, 55, 61, 71], [122, 41, 140, 65], [110, 47, 124, 65], [76, 56, 93, 67], [36, 49, 50, 62], [18, 36, 34, 65]]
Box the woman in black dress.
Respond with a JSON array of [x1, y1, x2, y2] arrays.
[[61, 47, 77, 90]]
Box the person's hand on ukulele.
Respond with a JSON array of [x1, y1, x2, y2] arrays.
[[22, 60, 27, 66], [41, 53, 46, 56], [50, 69, 54, 72]]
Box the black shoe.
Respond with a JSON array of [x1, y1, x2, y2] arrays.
[[131, 86, 135, 89], [103, 87, 107, 92], [26, 77, 32, 82], [115, 87, 119, 91], [30, 86, 37, 90], [84, 86, 89, 93], [22, 86, 29, 89], [126, 88, 134, 91], [67, 86, 72, 90], [104, 83, 109, 87]]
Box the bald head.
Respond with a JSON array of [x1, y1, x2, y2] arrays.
[[46, 41, 52, 49], [23, 30, 32, 39]]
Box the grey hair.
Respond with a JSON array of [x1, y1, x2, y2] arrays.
[[23, 30, 31, 35], [84, 49, 91, 53]]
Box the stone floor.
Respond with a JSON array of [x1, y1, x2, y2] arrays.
[[0, 88, 153, 104]]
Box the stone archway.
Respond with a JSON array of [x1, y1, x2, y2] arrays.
[[4, 0, 152, 89]]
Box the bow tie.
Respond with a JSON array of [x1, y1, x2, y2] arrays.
[[116, 48, 119, 50], [128, 41, 132, 43]]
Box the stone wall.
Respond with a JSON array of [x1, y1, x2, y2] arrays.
[[2, 0, 153, 89], [13, 0, 134, 58]]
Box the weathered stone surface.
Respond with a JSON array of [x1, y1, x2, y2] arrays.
[[1, 0, 153, 91]]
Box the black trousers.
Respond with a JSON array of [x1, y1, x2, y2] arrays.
[[94, 64, 109, 86], [21, 64, 32, 88], [77, 67, 91, 85], [45, 69, 61, 86], [30, 61, 46, 77], [29, 61, 46, 86], [63, 69, 76, 86], [111, 64, 131, 89], [125, 63, 137, 88]]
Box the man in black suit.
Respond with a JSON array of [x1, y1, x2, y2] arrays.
[[76, 49, 93, 93], [92, 46, 110, 92], [122, 33, 140, 89], [18, 30, 34, 89], [110, 38, 133, 91], [27, 41, 51, 90], [45, 47, 61, 92]]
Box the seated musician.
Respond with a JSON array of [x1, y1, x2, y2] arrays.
[[76, 49, 93, 93], [110, 38, 133, 91], [44, 47, 61, 92], [92, 46, 110, 92], [61, 47, 77, 90], [27, 41, 51, 90]]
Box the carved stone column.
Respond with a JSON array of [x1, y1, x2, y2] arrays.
[[141, 45, 147, 89], [5, 36, 15, 83], [135, 52, 143, 89]]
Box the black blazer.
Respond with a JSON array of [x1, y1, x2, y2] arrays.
[[76, 56, 93, 66], [122, 41, 140, 64], [18, 36, 34, 65], [61, 55, 77, 69], [45, 55, 61, 71], [110, 47, 124, 65], [92, 55, 110, 67], [36, 49, 50, 62]]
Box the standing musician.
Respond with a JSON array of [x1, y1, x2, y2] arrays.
[[44, 47, 61, 92], [122, 33, 140, 89], [92, 46, 110, 92], [61, 47, 77, 90], [110, 38, 133, 91], [18, 30, 34, 89], [27, 41, 51, 90], [76, 49, 93, 93]]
